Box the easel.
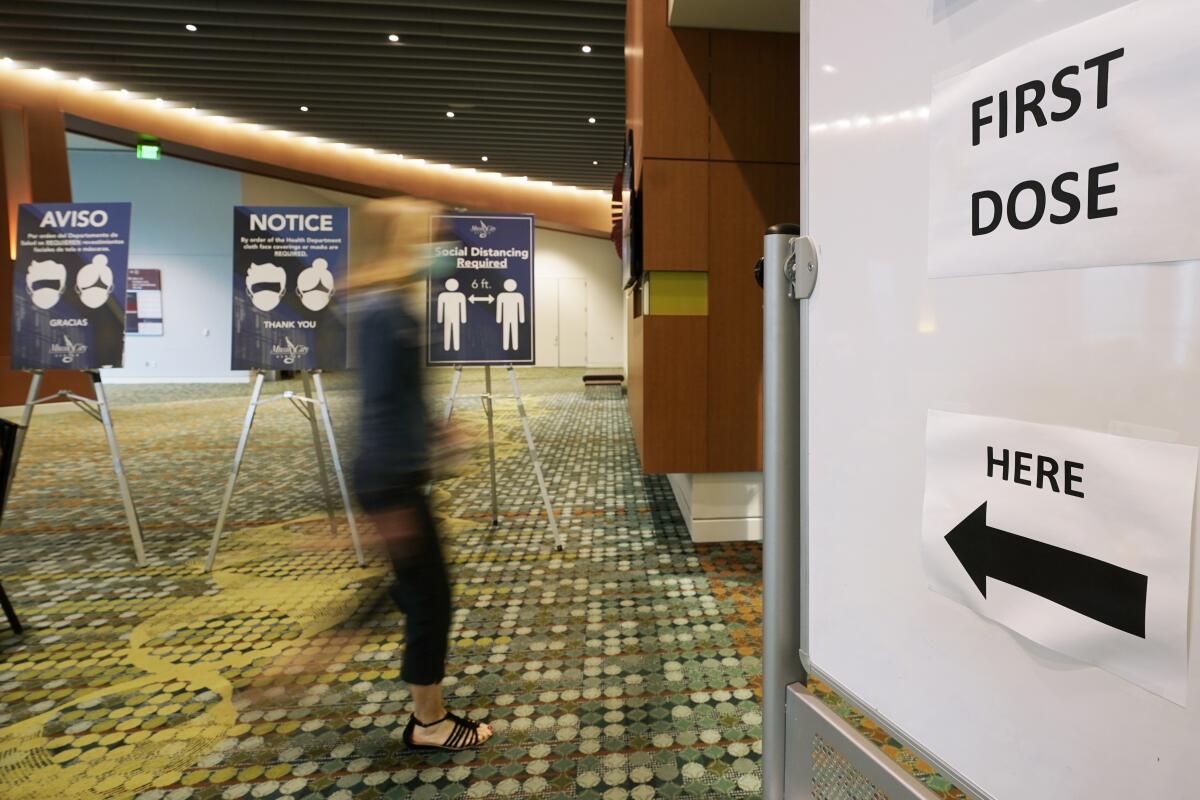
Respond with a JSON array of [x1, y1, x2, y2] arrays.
[[3, 370, 146, 565], [439, 365, 564, 551], [204, 369, 364, 572]]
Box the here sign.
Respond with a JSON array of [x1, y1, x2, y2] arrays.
[[928, 0, 1200, 278], [922, 410, 1198, 704]]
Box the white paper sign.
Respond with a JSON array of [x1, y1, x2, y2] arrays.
[[922, 410, 1197, 704], [928, 0, 1200, 278]]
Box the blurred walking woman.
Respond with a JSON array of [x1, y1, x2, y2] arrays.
[[350, 198, 493, 752]]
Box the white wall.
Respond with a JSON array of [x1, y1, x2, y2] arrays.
[[533, 228, 624, 368], [68, 134, 246, 383], [67, 137, 624, 381]]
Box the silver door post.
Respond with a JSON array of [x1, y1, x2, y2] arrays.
[[762, 224, 814, 800]]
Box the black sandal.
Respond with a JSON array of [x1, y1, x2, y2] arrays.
[[402, 711, 489, 751]]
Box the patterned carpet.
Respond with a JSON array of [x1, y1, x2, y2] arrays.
[[0, 368, 969, 800], [0, 369, 766, 800]]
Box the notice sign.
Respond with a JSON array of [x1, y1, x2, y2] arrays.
[[11, 202, 130, 369], [231, 206, 348, 370], [427, 214, 535, 366], [126, 268, 163, 336], [922, 410, 1197, 703], [928, 0, 1200, 278]]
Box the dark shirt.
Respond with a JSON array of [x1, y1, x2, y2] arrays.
[[353, 290, 431, 497]]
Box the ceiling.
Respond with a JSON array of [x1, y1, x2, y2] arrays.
[[0, 0, 626, 189]]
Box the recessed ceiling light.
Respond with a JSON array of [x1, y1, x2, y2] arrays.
[[300, 105, 309, 112], [119, 88, 129, 96], [388, 33, 400, 42], [581, 45, 592, 53], [821, 64, 837, 74], [592, 160, 598, 165], [445, 111, 455, 118], [587, 116, 596, 124], [185, 24, 198, 32], [481, 155, 489, 162]]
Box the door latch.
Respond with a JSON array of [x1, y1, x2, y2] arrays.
[[785, 236, 818, 300]]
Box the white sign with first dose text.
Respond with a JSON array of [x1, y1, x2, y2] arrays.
[[928, 0, 1200, 277]]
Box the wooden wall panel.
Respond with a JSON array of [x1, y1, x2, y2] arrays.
[[709, 31, 801, 163], [626, 0, 645, 185], [641, 0, 710, 160], [1, 104, 94, 407], [706, 161, 800, 471], [25, 106, 72, 202], [641, 315, 708, 473], [642, 159, 709, 270]]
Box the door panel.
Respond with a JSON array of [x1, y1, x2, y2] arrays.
[[557, 279, 588, 367]]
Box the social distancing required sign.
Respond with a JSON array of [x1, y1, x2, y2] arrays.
[[427, 213, 535, 366]]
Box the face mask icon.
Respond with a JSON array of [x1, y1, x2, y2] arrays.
[[246, 262, 287, 312], [296, 257, 334, 311], [25, 259, 68, 310], [76, 254, 115, 309]]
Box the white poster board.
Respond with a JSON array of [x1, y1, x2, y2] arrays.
[[806, 0, 1200, 797]]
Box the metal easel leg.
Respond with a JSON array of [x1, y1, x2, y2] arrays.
[[205, 371, 265, 573], [442, 365, 463, 425], [311, 372, 365, 566], [425, 365, 463, 498], [302, 371, 338, 536], [2, 370, 41, 516], [92, 373, 147, 566], [483, 366, 500, 528], [506, 366, 564, 551]]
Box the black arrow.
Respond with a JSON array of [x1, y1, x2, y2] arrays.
[[945, 502, 1148, 638]]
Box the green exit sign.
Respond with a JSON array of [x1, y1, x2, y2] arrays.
[[136, 142, 161, 160]]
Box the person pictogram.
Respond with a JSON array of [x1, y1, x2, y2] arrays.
[[437, 278, 468, 351], [495, 278, 525, 351], [76, 254, 115, 309]]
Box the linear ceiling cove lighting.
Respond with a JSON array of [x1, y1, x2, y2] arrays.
[[0, 58, 616, 203], [581, 45, 592, 53], [185, 24, 198, 32]]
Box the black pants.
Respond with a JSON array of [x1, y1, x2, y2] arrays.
[[358, 478, 452, 686]]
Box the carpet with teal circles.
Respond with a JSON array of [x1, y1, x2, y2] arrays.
[[0, 369, 768, 800]]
